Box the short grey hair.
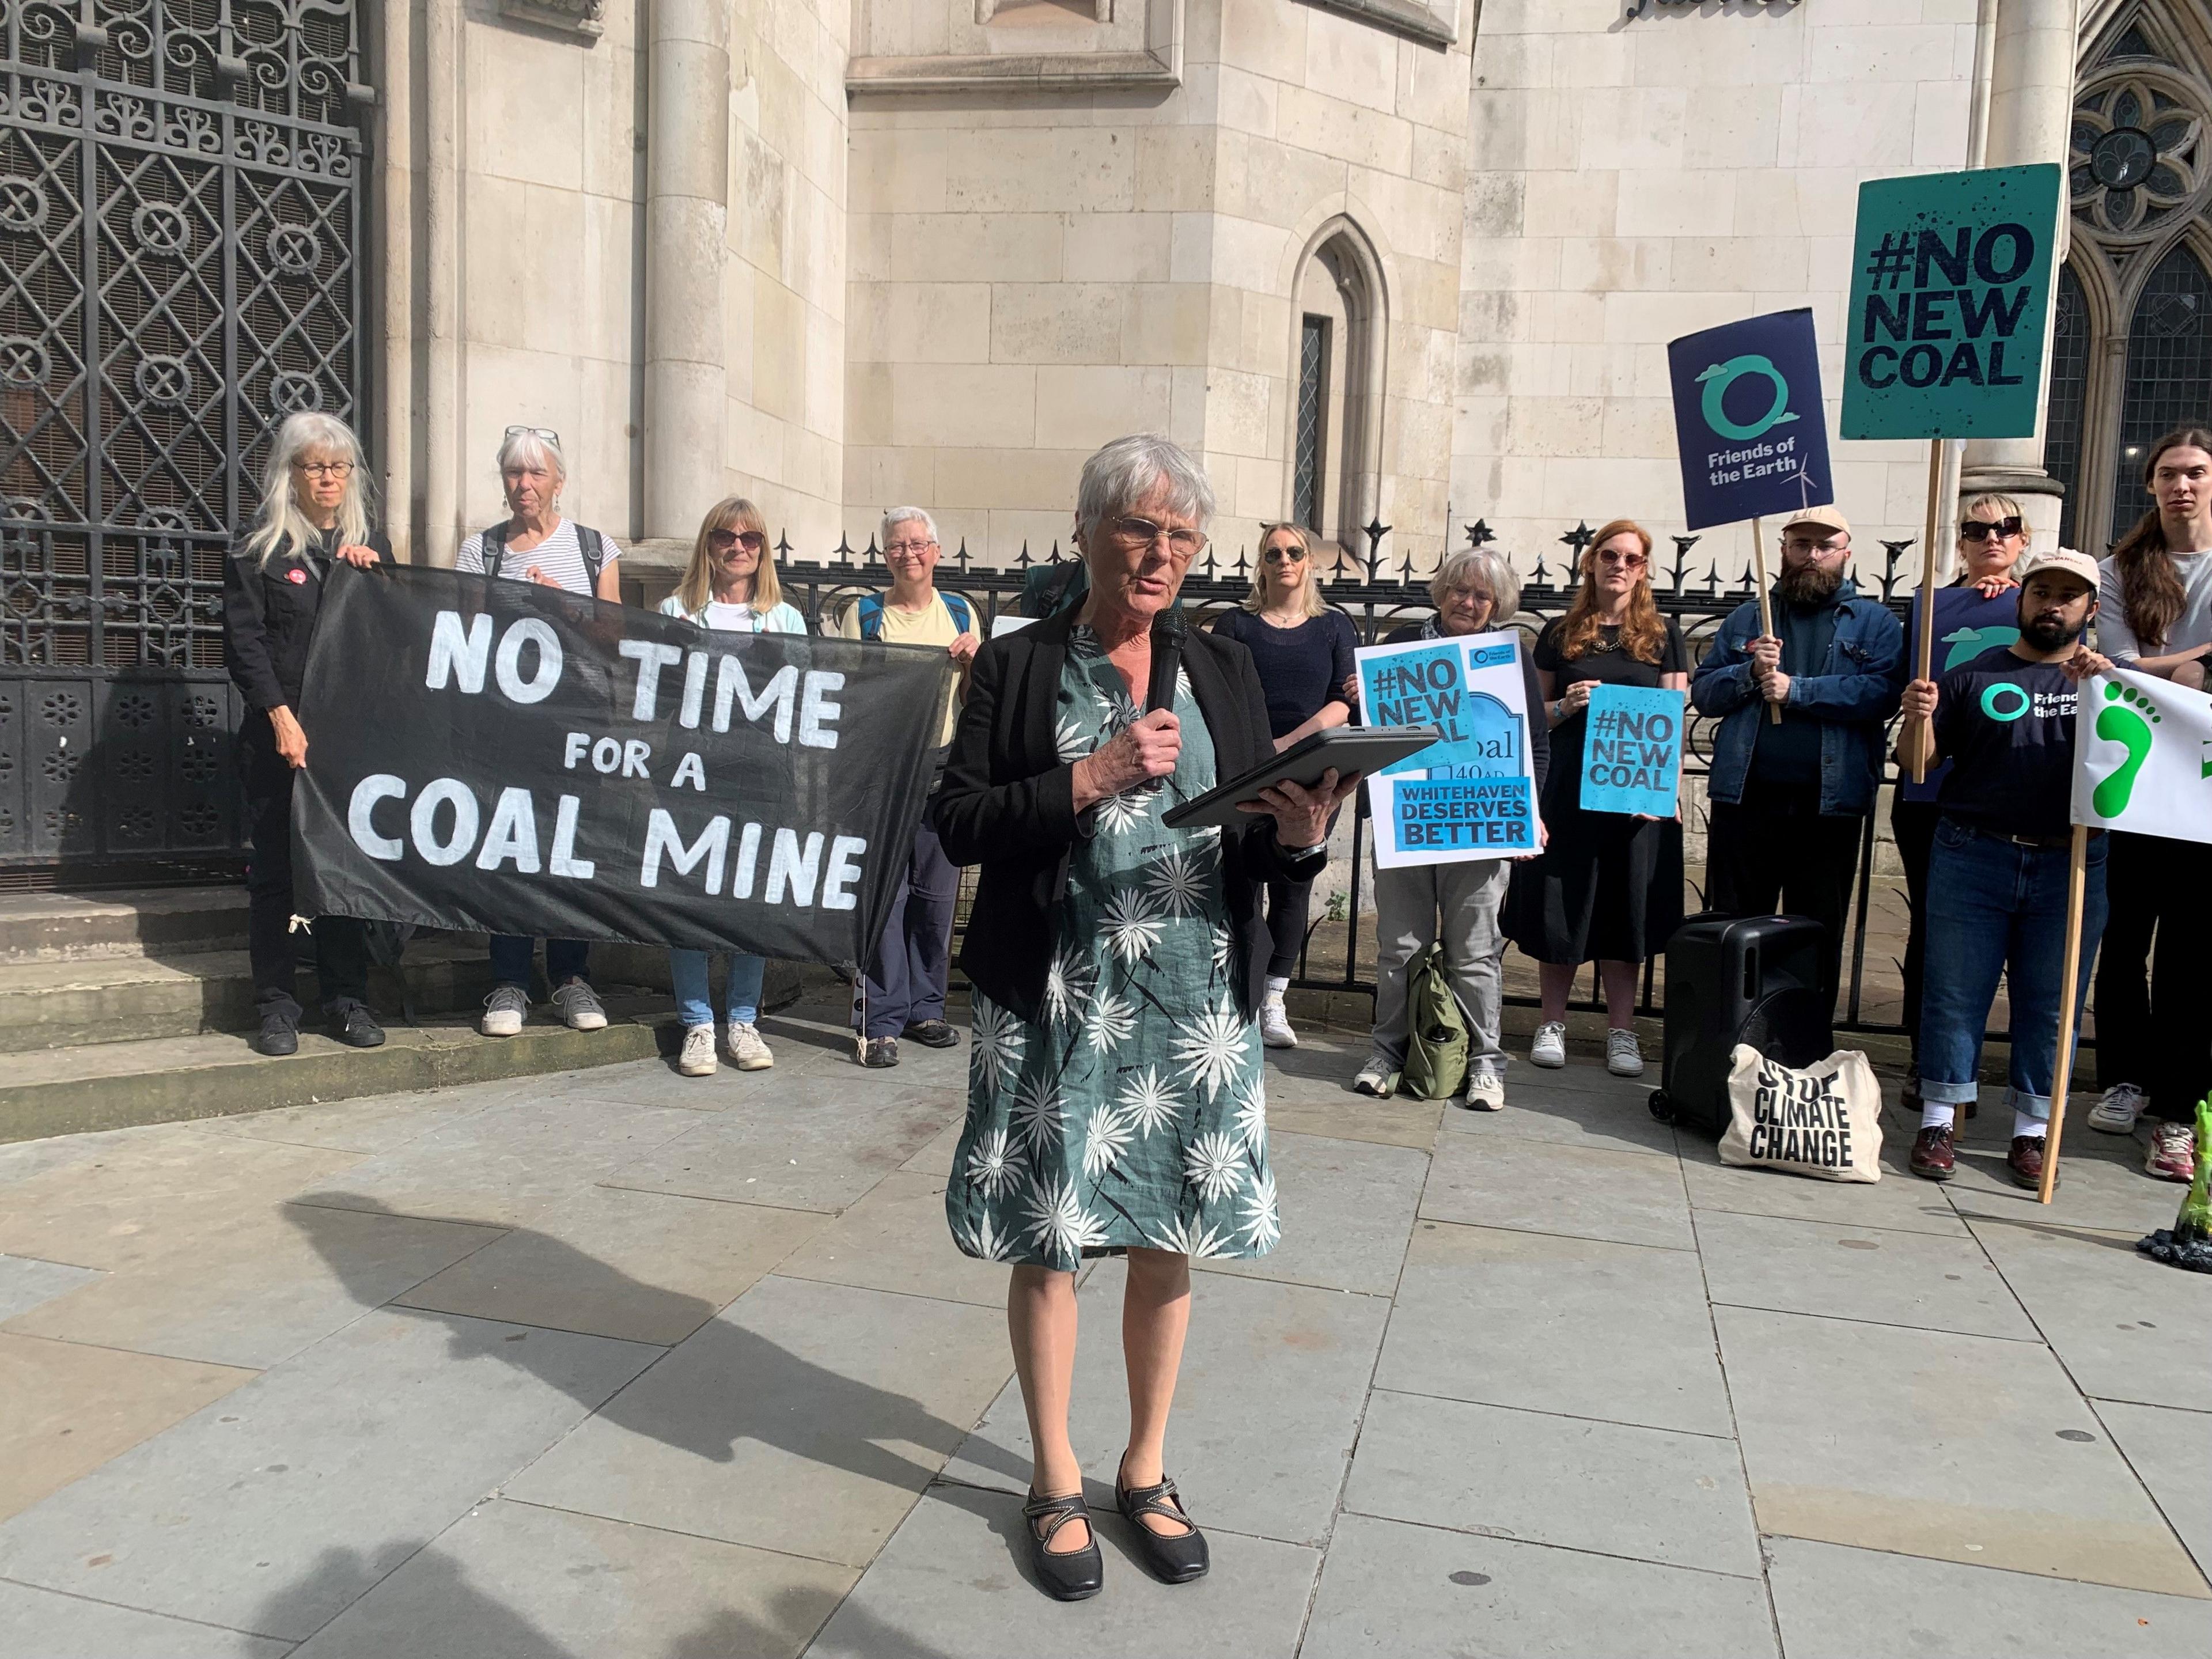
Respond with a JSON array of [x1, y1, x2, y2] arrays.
[[879, 506, 937, 547], [1430, 547, 1522, 622], [1075, 434, 1214, 540], [496, 427, 567, 482]]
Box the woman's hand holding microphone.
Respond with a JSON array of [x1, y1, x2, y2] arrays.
[[1072, 711, 1181, 812]]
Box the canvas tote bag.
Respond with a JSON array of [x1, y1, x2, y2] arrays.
[[1718, 1044, 1884, 1183]]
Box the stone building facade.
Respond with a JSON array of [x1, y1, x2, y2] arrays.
[[354, 0, 2204, 577]]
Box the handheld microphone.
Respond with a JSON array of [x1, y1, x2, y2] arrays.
[[1146, 612, 1185, 715]]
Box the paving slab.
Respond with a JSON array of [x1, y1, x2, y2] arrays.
[[1419, 1131, 1695, 1250], [1766, 1536, 2212, 1659], [1439, 1076, 1682, 1157], [392, 1187, 825, 1345], [6, 1199, 502, 1369], [0, 1308, 660, 1639], [899, 1120, 963, 1177], [776, 1168, 1010, 1309], [940, 1260, 1389, 1547], [286, 1498, 857, 1659], [0, 1120, 194, 1192], [0, 1331, 253, 1521], [1717, 1304, 2208, 1598], [1944, 1131, 2181, 1235], [603, 1075, 963, 1214], [1196, 1129, 1426, 1296], [1377, 1219, 1734, 1437], [1299, 1512, 1779, 1659], [1675, 1134, 1968, 1237], [504, 1273, 1011, 1568], [191, 1081, 524, 1154], [1263, 1088, 1445, 1152], [2094, 1400, 2212, 1582], [539, 1042, 838, 1109], [1691, 1208, 2036, 1341], [295, 1094, 705, 1228], [1966, 1211, 2212, 1412], [805, 1479, 1320, 1659], [1343, 1388, 1762, 1578], [0, 1579, 289, 1658], [0, 1250, 100, 1320]]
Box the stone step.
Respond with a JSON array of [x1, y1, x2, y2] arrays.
[[0, 885, 250, 963], [0, 938, 503, 1053], [0, 997, 682, 1144]]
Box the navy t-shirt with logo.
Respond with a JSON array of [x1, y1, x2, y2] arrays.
[[1932, 645, 2079, 839], [1900, 584, 2024, 802]]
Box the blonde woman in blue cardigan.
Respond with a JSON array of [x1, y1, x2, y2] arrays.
[[656, 497, 806, 1075]]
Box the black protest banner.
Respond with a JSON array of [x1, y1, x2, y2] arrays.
[[291, 566, 955, 969]]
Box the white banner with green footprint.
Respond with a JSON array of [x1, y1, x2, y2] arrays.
[[2072, 667, 2212, 841]]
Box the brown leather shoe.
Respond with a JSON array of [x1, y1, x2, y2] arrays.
[[2008, 1134, 2052, 1190], [1909, 1124, 1956, 1181]]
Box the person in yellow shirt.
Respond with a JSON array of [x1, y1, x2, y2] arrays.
[[840, 507, 980, 1066]]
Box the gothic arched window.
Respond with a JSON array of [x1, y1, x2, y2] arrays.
[[2110, 244, 2212, 541], [2044, 264, 2092, 548]]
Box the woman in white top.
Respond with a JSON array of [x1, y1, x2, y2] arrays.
[[2088, 426, 2212, 1184], [658, 496, 806, 1075], [459, 426, 620, 1036]]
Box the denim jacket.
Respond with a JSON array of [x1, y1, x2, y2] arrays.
[[1690, 580, 1904, 816]]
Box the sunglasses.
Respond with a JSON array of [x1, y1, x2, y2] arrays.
[[503, 424, 560, 447], [1263, 546, 1308, 563], [1960, 516, 2024, 541], [1594, 549, 1647, 569], [709, 528, 767, 554]]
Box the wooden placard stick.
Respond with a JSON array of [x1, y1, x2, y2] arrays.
[[1751, 516, 1781, 725], [2039, 824, 2090, 1205], [1911, 437, 1943, 782]]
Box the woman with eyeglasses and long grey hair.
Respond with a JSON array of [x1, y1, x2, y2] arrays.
[[222, 411, 393, 1056], [935, 434, 1352, 1601], [656, 495, 806, 1078], [455, 425, 622, 1038]]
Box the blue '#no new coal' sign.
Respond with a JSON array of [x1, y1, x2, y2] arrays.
[[1666, 308, 1833, 532]]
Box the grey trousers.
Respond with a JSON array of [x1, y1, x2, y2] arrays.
[[1369, 859, 1512, 1078]]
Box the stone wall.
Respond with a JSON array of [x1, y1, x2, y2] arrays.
[[1450, 0, 1987, 584]]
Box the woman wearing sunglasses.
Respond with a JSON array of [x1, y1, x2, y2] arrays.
[[654, 497, 809, 1078], [1506, 519, 1688, 1078], [1207, 522, 1357, 1047], [1889, 494, 2027, 1113]]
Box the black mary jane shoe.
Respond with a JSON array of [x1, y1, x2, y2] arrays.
[[1116, 1469, 1210, 1584], [1022, 1490, 1103, 1602]]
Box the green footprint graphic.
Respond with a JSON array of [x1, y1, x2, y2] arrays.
[[2093, 682, 2160, 818]]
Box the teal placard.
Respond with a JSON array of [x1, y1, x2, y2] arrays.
[[1840, 163, 2062, 440]]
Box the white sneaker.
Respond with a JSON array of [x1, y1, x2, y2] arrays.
[[2088, 1082, 2146, 1135], [1462, 1071, 1505, 1111], [1352, 1056, 1395, 1097], [480, 984, 528, 1037], [726, 1021, 773, 1071], [1530, 1021, 1567, 1068], [551, 978, 607, 1032], [1260, 991, 1297, 1049], [677, 1024, 717, 1077], [1607, 1028, 1645, 1078]]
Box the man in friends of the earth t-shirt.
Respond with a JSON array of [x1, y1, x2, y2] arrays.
[[1896, 551, 2112, 1192]]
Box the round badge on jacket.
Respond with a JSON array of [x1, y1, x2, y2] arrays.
[[286, 568, 308, 584]]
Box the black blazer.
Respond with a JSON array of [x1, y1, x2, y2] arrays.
[[933, 607, 1327, 1026], [224, 527, 395, 712]]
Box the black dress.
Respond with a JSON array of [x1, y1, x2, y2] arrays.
[[1506, 618, 1688, 965]]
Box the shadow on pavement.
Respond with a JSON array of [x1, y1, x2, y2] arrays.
[[253, 1543, 578, 1656]]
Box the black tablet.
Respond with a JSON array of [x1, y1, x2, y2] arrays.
[[1161, 725, 1442, 831]]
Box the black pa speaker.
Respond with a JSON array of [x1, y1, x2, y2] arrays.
[[1649, 914, 1832, 1137]]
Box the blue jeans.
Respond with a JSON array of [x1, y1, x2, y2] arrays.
[[1919, 819, 2107, 1120], [669, 949, 766, 1029], [489, 935, 589, 992]]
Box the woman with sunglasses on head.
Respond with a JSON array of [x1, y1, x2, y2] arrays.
[[656, 497, 807, 1078], [1208, 522, 1358, 1047], [222, 411, 393, 1056], [1505, 520, 1688, 1078], [457, 426, 623, 1036], [2086, 427, 2212, 1182], [1888, 495, 2027, 1113]]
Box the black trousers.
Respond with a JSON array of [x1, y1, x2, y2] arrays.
[[1705, 789, 1865, 1021], [1261, 807, 1339, 980], [2093, 830, 2211, 1122], [1889, 796, 1940, 1070], [243, 715, 369, 1021]]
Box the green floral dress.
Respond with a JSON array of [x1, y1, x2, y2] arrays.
[[946, 627, 1278, 1270]]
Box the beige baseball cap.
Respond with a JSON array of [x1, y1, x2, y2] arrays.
[[2016, 548, 2100, 593], [1780, 503, 1851, 539]]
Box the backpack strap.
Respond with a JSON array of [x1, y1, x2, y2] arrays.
[[478, 522, 508, 579], [856, 594, 885, 641], [944, 592, 972, 634], [578, 525, 605, 590]]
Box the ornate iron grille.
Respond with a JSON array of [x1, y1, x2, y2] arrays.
[[0, 0, 364, 866], [2043, 264, 2090, 550]]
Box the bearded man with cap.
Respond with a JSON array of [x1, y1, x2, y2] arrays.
[[1894, 551, 2112, 1189], [1690, 505, 1904, 1016]]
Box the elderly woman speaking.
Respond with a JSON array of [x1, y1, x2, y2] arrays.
[[935, 434, 1349, 1601]]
